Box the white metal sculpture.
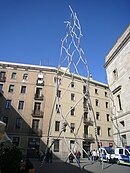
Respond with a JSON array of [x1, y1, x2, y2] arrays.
[[46, 6, 100, 169]]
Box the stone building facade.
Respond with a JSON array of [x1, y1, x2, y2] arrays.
[[104, 24, 130, 147], [0, 61, 114, 159]]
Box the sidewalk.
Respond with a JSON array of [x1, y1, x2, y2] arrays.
[[31, 158, 93, 173], [30, 158, 130, 173]]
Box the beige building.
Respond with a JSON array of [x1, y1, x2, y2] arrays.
[[104, 24, 130, 147], [0, 61, 113, 159]]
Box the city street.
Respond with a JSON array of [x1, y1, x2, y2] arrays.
[[31, 158, 130, 173]]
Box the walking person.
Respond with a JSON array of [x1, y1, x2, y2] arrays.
[[39, 150, 45, 162], [69, 153, 74, 163], [91, 149, 97, 163], [20, 159, 35, 173], [75, 150, 81, 163], [49, 150, 53, 163], [45, 149, 49, 163]]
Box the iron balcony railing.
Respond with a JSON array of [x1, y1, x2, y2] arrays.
[[29, 128, 42, 137], [83, 117, 93, 126], [83, 133, 95, 142], [34, 94, 43, 100], [36, 80, 44, 86], [32, 110, 43, 118]]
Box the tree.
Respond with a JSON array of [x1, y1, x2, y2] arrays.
[[0, 143, 22, 173]]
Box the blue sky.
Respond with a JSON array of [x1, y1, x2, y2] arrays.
[[0, 0, 130, 83]]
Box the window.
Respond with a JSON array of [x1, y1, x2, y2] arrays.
[[18, 101, 24, 109], [113, 69, 118, 81], [97, 126, 101, 136], [95, 99, 99, 107], [34, 102, 41, 112], [15, 118, 22, 129], [70, 140, 75, 149], [105, 102, 109, 108], [83, 98, 87, 108], [11, 72, 16, 79], [71, 82, 75, 88], [56, 104, 61, 113], [35, 88, 42, 96], [108, 128, 111, 136], [120, 121, 125, 127], [54, 139, 59, 152], [5, 100, 11, 109], [96, 112, 100, 120], [3, 116, 8, 126], [32, 119, 39, 129], [84, 125, 88, 134], [54, 76, 61, 85], [71, 107, 75, 116], [55, 121, 60, 131], [106, 114, 110, 121], [0, 84, 3, 92], [119, 149, 123, 154], [71, 93, 75, 101], [83, 85, 87, 94], [12, 137, 20, 146], [21, 86, 26, 93], [0, 71, 6, 80], [8, 85, 14, 93], [23, 73, 28, 81], [125, 150, 130, 156], [57, 90, 61, 98], [37, 77, 44, 85], [117, 94, 122, 110], [70, 123, 75, 133], [95, 89, 98, 94], [121, 134, 127, 146], [105, 91, 108, 97], [84, 112, 88, 119]]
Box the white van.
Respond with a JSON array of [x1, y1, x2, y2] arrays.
[[99, 147, 115, 163], [114, 147, 130, 165]]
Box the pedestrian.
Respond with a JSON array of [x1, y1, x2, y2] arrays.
[[25, 159, 35, 173], [96, 149, 99, 160], [45, 149, 50, 163], [40, 150, 45, 163], [20, 160, 26, 173], [20, 159, 35, 173], [75, 150, 81, 163], [49, 150, 53, 163], [91, 149, 97, 163], [69, 153, 74, 163]]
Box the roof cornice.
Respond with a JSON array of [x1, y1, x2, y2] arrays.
[[104, 24, 130, 68]]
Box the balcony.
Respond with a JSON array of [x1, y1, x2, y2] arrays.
[[34, 94, 43, 100], [29, 128, 42, 137], [0, 76, 6, 82], [32, 110, 43, 118], [83, 117, 93, 126], [83, 104, 88, 112], [83, 134, 95, 142], [36, 80, 44, 86]]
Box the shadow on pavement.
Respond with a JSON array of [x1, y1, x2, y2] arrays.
[[31, 158, 93, 173]]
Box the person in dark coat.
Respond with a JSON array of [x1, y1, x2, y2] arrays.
[[25, 159, 34, 173]]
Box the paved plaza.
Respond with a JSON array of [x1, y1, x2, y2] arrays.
[[31, 158, 130, 173]]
